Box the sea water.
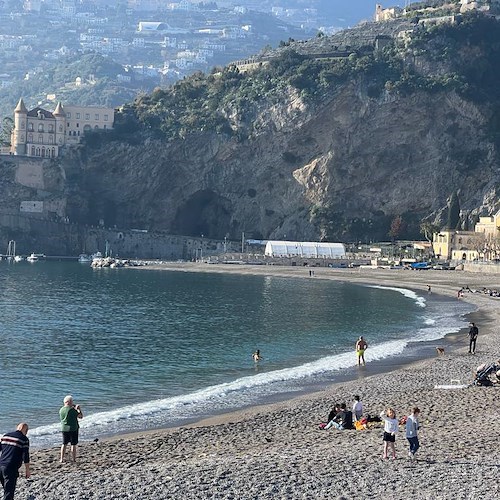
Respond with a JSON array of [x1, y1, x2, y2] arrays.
[[0, 261, 473, 447]]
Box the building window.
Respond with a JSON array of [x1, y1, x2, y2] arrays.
[[38, 124, 44, 132], [21, 120, 25, 129], [31, 146, 35, 155], [104, 124, 107, 129], [95, 113, 99, 120], [28, 123, 33, 131], [49, 136, 54, 144], [85, 113, 90, 120], [76, 113, 80, 119], [59, 124, 63, 132], [38, 134, 43, 143], [28, 134, 33, 142], [104, 114, 108, 121], [67, 112, 71, 118], [49, 124, 54, 132], [52, 148, 56, 157]]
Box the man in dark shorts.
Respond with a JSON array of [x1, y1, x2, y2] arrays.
[[468, 322, 479, 354], [0, 423, 30, 499], [59, 395, 83, 463]]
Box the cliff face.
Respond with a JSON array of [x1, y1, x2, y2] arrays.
[[60, 83, 499, 242], [3, 15, 500, 247]]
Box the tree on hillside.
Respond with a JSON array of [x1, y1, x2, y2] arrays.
[[0, 117, 13, 146], [420, 221, 440, 242], [388, 215, 405, 241], [447, 191, 461, 229]]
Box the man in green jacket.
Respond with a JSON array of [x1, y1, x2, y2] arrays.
[[59, 395, 83, 463]]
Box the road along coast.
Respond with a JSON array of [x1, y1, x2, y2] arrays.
[[17, 266, 500, 499]]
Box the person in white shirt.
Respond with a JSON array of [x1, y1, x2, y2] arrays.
[[405, 407, 421, 460], [380, 408, 398, 459], [352, 395, 363, 421]]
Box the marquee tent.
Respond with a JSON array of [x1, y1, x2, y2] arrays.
[[264, 241, 346, 258]]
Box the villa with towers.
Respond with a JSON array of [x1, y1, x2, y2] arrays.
[[10, 98, 115, 158]]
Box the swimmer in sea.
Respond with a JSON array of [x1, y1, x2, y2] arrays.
[[252, 349, 261, 363], [355, 336, 367, 366]]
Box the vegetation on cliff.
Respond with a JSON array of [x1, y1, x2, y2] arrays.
[[81, 13, 498, 242], [108, 13, 500, 141]]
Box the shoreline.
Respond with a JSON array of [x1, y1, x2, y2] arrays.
[[18, 266, 500, 499]]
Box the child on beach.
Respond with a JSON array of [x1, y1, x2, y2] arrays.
[[352, 395, 363, 421], [380, 408, 398, 459], [405, 407, 421, 460]]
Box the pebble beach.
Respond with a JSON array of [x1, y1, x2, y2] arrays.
[[14, 266, 500, 499]]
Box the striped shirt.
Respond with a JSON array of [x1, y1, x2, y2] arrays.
[[0, 430, 30, 469]]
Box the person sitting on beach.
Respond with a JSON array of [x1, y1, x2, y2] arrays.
[[325, 403, 354, 430], [355, 336, 368, 366], [252, 350, 261, 363], [320, 404, 340, 429], [352, 395, 363, 422], [380, 408, 398, 459]]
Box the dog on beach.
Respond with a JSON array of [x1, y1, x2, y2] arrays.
[[436, 347, 445, 356]]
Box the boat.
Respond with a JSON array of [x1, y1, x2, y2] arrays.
[[78, 254, 92, 263], [6, 240, 16, 260], [14, 255, 23, 262], [27, 253, 39, 262]]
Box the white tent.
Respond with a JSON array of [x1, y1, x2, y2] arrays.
[[264, 241, 346, 258]]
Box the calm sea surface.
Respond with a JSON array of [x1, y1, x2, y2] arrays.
[[0, 261, 473, 447]]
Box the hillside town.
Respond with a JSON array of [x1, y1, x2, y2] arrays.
[[0, 0, 322, 115]]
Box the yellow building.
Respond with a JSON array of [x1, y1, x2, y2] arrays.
[[10, 98, 114, 158], [432, 210, 500, 261]]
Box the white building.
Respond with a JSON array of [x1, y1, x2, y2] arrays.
[[264, 241, 346, 259]]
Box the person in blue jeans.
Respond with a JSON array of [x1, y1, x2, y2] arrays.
[[406, 407, 421, 460]]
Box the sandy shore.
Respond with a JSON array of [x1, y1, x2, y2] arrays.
[[16, 266, 500, 499]]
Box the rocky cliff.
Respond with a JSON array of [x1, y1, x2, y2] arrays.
[[2, 13, 500, 249]]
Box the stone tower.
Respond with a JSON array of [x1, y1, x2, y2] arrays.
[[53, 101, 66, 149], [12, 97, 28, 155]]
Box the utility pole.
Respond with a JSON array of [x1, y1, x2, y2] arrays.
[[241, 232, 245, 253]]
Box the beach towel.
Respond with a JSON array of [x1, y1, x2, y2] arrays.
[[434, 384, 469, 389], [354, 421, 366, 431]]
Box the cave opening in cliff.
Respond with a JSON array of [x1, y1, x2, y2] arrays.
[[172, 189, 232, 239]]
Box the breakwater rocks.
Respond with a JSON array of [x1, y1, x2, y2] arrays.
[[90, 257, 149, 268]]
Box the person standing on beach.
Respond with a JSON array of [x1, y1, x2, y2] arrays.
[[355, 336, 368, 366], [352, 395, 363, 421], [468, 322, 478, 354], [380, 408, 398, 459], [405, 407, 421, 460], [0, 422, 30, 499], [59, 395, 83, 463]]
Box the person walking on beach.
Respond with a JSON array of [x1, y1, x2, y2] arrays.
[[468, 322, 478, 354], [355, 336, 368, 366], [352, 395, 363, 421], [0, 422, 30, 500], [406, 407, 421, 460], [59, 395, 83, 463], [380, 408, 398, 459]]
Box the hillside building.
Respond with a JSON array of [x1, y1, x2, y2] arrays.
[[10, 98, 114, 158], [432, 210, 500, 261]]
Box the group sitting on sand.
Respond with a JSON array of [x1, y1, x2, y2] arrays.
[[320, 398, 422, 461]]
